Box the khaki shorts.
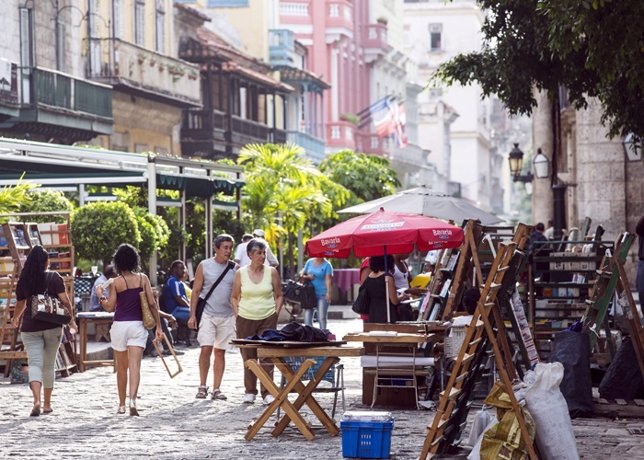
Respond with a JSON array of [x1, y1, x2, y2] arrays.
[[198, 314, 236, 350], [110, 321, 148, 351]]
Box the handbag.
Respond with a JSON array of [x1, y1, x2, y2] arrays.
[[300, 281, 317, 309], [31, 272, 71, 326], [351, 283, 370, 314], [195, 261, 235, 329], [139, 274, 156, 330], [283, 280, 317, 309]]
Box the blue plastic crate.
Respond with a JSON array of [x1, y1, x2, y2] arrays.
[[341, 420, 394, 459]]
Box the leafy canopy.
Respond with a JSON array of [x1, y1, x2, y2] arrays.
[[238, 143, 349, 242], [71, 202, 141, 264], [435, 0, 644, 140], [319, 150, 400, 206]]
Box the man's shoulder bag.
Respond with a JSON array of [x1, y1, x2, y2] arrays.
[[195, 261, 234, 329], [31, 272, 71, 326]]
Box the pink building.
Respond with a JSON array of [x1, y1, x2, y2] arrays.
[[279, 0, 390, 154]]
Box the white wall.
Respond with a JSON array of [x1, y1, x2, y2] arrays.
[[404, 0, 498, 209]]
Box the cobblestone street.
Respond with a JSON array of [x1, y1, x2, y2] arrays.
[[1, 318, 643, 459]]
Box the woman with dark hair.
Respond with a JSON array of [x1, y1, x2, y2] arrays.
[[231, 238, 283, 404], [11, 245, 77, 416], [363, 255, 408, 323], [96, 243, 163, 415]]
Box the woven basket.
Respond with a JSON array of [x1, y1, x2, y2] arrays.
[[444, 325, 467, 359]]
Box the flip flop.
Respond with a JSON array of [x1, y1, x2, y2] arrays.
[[42, 408, 53, 414], [117, 406, 126, 415], [30, 405, 41, 417]]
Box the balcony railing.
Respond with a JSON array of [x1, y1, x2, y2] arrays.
[[326, 1, 354, 38], [182, 109, 227, 138], [269, 29, 298, 67], [181, 109, 286, 156], [34, 68, 112, 119], [362, 24, 391, 60], [286, 130, 326, 162], [326, 121, 355, 149], [355, 132, 390, 156], [87, 38, 200, 106]]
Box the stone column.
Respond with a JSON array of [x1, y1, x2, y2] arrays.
[[531, 88, 555, 225]]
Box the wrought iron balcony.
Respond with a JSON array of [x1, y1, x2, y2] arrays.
[[5, 67, 113, 139], [33, 68, 112, 119], [86, 38, 201, 107]]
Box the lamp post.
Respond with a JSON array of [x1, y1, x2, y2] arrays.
[[508, 143, 550, 182], [509, 144, 565, 236], [622, 133, 643, 162]]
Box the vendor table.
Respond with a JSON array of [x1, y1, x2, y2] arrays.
[[344, 329, 444, 409], [77, 312, 114, 372], [235, 341, 362, 441]]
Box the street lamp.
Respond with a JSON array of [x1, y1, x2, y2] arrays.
[[508, 143, 550, 182], [622, 133, 642, 162]]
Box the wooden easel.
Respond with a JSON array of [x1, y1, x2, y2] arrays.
[[440, 220, 484, 320], [582, 233, 633, 348], [420, 241, 538, 460], [582, 232, 644, 377]]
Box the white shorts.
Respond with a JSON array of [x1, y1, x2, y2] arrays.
[[198, 314, 236, 350], [110, 321, 148, 351]]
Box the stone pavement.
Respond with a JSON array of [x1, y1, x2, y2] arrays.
[[1, 317, 643, 459]]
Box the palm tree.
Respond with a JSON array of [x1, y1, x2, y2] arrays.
[[238, 143, 348, 274]]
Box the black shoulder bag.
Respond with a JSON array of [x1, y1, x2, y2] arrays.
[[195, 261, 235, 329], [352, 282, 370, 315], [31, 272, 71, 326]]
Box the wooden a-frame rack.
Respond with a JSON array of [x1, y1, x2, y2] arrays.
[[420, 239, 538, 459], [582, 232, 644, 378]]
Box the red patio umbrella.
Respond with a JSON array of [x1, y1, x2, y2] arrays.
[[306, 208, 464, 258], [305, 209, 464, 322]]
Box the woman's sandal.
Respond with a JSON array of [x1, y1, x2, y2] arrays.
[[117, 406, 126, 415], [195, 385, 208, 399], [129, 400, 139, 416], [30, 404, 41, 417], [42, 408, 53, 414]]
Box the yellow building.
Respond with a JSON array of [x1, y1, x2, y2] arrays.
[[85, 0, 202, 155]]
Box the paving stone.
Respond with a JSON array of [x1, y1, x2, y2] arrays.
[[1, 317, 643, 459]]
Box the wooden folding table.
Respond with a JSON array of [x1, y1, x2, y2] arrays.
[[234, 341, 362, 441], [77, 312, 114, 372]]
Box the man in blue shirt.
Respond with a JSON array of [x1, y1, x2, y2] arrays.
[[162, 261, 190, 324]]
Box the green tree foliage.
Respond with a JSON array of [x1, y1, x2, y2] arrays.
[[238, 143, 348, 233], [238, 143, 350, 273], [319, 150, 400, 206], [18, 189, 73, 223], [71, 202, 141, 266], [133, 207, 170, 265], [435, 0, 643, 140], [0, 181, 34, 216]]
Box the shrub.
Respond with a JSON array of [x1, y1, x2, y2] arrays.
[[19, 189, 73, 222], [71, 202, 141, 266]]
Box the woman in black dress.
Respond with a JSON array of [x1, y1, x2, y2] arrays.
[[363, 255, 408, 323]]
